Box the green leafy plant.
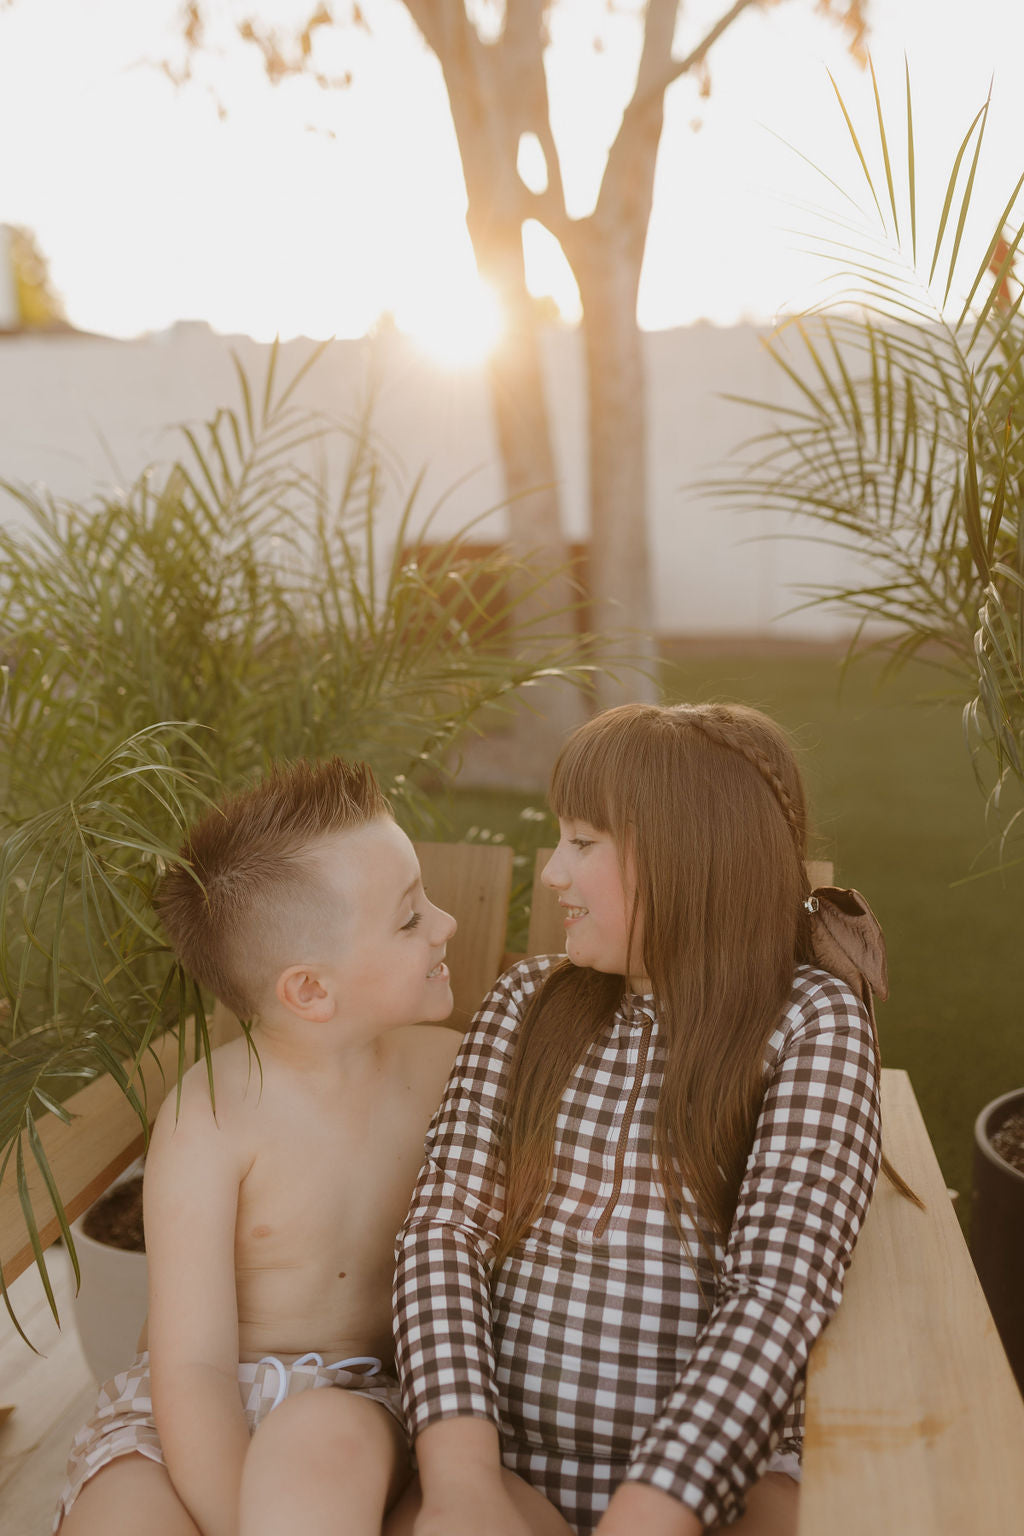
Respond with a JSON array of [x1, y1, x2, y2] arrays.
[[0, 344, 588, 1328], [711, 65, 1024, 843]]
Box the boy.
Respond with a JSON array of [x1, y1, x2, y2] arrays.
[[56, 757, 459, 1536]]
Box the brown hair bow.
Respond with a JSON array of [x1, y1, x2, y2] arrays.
[[806, 886, 922, 1207], [807, 885, 888, 1013]]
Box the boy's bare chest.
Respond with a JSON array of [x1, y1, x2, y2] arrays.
[[233, 1077, 430, 1272]]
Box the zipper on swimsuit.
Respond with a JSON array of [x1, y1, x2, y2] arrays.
[[593, 1019, 653, 1240]]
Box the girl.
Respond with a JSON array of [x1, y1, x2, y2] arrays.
[[390, 702, 891, 1536]]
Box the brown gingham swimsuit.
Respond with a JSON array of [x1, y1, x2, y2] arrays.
[[394, 957, 882, 1533]]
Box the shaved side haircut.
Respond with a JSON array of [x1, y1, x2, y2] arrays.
[[155, 757, 391, 1018]]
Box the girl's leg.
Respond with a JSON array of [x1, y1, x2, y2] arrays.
[[58, 1453, 201, 1536], [239, 1388, 410, 1536], [723, 1471, 799, 1536], [383, 1469, 575, 1536]]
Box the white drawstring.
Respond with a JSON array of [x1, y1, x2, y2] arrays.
[[256, 1352, 383, 1412]]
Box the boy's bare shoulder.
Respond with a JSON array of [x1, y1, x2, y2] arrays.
[[151, 1037, 257, 1136]]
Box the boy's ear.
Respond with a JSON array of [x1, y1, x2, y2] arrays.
[[276, 965, 334, 1022]]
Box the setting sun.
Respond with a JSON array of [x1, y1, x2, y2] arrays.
[[396, 276, 505, 369], [2, 1, 1023, 351]]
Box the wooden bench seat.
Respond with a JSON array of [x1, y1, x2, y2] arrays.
[[3, 841, 1023, 1533]]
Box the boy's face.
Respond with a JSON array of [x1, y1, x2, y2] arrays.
[[310, 818, 457, 1032]]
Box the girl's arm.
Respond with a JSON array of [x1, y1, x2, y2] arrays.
[[612, 972, 882, 1533], [393, 961, 555, 1533], [411, 1420, 537, 1536], [145, 1075, 251, 1536]]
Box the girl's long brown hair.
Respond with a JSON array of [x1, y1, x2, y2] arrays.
[[495, 703, 818, 1267]]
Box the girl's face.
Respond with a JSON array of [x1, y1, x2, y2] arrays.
[[541, 818, 648, 989]]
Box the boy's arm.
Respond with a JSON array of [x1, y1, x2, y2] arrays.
[[144, 1072, 251, 1536]]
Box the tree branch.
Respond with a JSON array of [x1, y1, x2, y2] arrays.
[[522, 184, 574, 245], [638, 0, 763, 111], [400, 0, 469, 63], [588, 0, 680, 242], [503, 2, 571, 243]]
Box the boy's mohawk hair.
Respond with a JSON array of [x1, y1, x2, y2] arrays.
[[154, 757, 391, 1018]]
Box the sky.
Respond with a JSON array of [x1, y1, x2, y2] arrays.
[[1, 0, 1023, 363]]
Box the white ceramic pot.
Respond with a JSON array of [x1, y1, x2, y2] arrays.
[[70, 1167, 148, 1384]]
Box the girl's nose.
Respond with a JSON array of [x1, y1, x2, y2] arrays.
[[541, 852, 567, 890]]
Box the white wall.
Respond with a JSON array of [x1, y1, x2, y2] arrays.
[[0, 322, 870, 639], [0, 227, 16, 329]]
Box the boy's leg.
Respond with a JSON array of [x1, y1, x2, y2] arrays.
[[383, 1469, 575, 1536], [239, 1387, 410, 1536], [58, 1454, 201, 1536], [719, 1471, 799, 1536]]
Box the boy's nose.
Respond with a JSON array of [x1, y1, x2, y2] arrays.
[[436, 904, 457, 941]]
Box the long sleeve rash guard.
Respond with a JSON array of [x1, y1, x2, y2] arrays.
[[393, 957, 881, 1533]]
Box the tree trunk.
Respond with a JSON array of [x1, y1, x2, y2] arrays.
[[552, 0, 678, 710], [575, 245, 659, 710], [455, 213, 587, 786], [469, 219, 569, 585]]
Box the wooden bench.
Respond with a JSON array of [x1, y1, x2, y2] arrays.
[[3, 842, 1023, 1532]]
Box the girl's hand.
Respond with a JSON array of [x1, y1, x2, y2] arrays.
[[389, 1422, 572, 1535], [404, 1421, 572, 1536], [402, 1420, 530, 1536]]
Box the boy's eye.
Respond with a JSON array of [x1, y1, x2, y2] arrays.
[[402, 911, 422, 931]]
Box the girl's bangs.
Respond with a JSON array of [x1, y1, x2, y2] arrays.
[[549, 725, 622, 831]]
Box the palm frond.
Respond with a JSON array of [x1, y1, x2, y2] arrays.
[[0, 345, 590, 1322], [706, 69, 1024, 839]]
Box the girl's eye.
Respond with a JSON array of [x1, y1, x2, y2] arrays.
[[571, 837, 594, 850], [402, 912, 422, 931]]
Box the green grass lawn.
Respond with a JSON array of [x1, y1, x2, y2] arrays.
[[436, 648, 1024, 1231]]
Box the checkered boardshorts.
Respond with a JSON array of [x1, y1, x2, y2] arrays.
[[54, 1349, 403, 1530]]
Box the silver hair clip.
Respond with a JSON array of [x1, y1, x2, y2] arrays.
[[803, 895, 820, 913]]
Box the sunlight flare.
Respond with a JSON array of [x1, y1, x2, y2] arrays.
[[397, 278, 504, 369]]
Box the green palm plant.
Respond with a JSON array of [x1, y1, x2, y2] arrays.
[[711, 72, 1024, 1387], [0, 343, 588, 1329], [970, 569, 1024, 843], [713, 64, 1024, 841]]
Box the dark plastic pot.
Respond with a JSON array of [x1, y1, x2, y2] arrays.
[[970, 1087, 1024, 1395]]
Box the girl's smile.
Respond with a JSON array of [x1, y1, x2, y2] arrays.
[[542, 819, 647, 988]]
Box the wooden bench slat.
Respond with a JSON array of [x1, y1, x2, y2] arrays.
[[804, 859, 834, 891], [801, 1068, 1024, 1532], [1, 1030, 181, 1288], [413, 842, 513, 1029], [526, 847, 562, 958]]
